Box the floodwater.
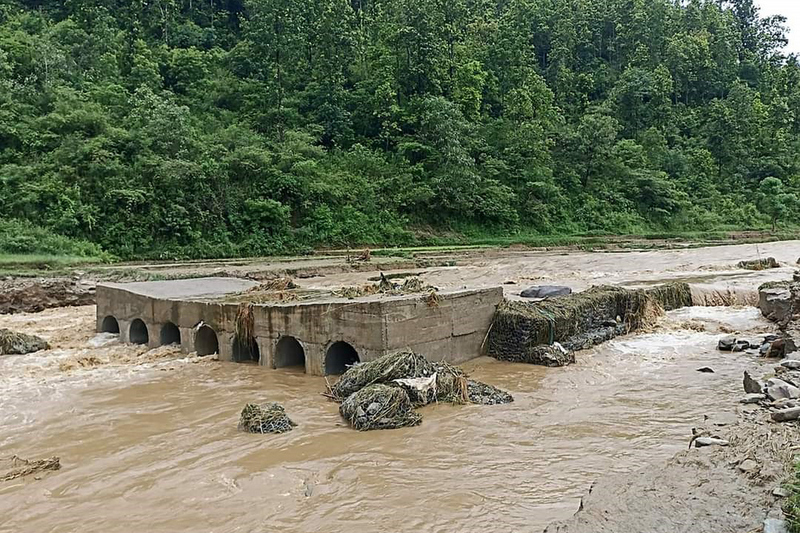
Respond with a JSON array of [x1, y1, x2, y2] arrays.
[[0, 303, 778, 533]]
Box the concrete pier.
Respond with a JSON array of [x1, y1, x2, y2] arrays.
[[96, 277, 503, 375]]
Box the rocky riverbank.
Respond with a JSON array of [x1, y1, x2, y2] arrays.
[[545, 275, 800, 533]]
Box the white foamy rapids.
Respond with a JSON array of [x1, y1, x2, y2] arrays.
[[87, 332, 121, 347], [664, 305, 773, 334]]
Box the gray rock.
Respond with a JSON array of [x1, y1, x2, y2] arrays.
[[694, 437, 729, 447], [766, 378, 800, 401], [738, 459, 758, 473], [740, 393, 766, 404], [520, 285, 572, 299], [781, 360, 800, 370], [744, 371, 764, 394], [697, 366, 715, 373], [759, 288, 793, 323], [771, 406, 800, 422], [763, 518, 789, 533], [719, 336, 737, 351], [761, 339, 787, 358], [771, 399, 800, 409], [0, 329, 49, 355], [773, 487, 790, 498]]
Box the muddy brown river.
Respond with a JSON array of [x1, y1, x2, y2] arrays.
[[1, 242, 798, 533]]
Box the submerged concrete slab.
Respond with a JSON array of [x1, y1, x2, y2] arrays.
[[96, 277, 503, 375]]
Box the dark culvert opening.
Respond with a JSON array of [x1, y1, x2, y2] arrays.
[[274, 336, 305, 370], [129, 319, 149, 345], [101, 316, 120, 334], [195, 325, 219, 356], [325, 341, 360, 375], [233, 337, 260, 363], [160, 322, 181, 345]]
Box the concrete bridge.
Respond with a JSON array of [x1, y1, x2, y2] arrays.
[[96, 277, 503, 375]]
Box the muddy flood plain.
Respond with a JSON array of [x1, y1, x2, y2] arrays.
[[0, 303, 777, 533]]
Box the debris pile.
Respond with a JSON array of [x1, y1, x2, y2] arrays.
[[0, 455, 60, 482], [489, 284, 690, 366], [232, 278, 301, 303], [340, 384, 422, 431], [738, 257, 780, 270], [333, 275, 437, 300], [0, 329, 49, 355], [328, 350, 512, 431], [238, 403, 297, 434]]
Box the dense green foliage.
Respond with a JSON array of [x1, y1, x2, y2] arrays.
[[1, 0, 799, 259]]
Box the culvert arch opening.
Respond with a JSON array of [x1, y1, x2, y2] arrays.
[[325, 341, 359, 375], [160, 322, 181, 345], [274, 336, 305, 370], [195, 325, 219, 356], [101, 316, 120, 334], [129, 319, 149, 345], [233, 337, 260, 363]]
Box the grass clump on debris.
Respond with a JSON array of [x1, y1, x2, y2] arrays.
[[489, 283, 691, 365], [328, 350, 512, 431], [238, 403, 297, 434]]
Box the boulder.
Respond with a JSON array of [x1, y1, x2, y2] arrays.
[[519, 285, 572, 299], [765, 378, 800, 401], [771, 407, 800, 422], [737, 459, 758, 473], [0, 329, 49, 355], [780, 360, 800, 370], [718, 336, 737, 351], [744, 371, 764, 394], [740, 393, 766, 404], [760, 338, 787, 358], [758, 288, 793, 324]]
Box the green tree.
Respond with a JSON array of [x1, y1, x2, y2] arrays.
[[758, 177, 798, 231]]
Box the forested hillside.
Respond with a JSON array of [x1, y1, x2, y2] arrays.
[[1, 0, 799, 259]]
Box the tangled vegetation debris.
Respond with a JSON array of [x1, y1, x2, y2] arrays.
[[328, 350, 512, 430], [467, 381, 514, 405], [330, 350, 434, 401], [0, 328, 49, 355], [488, 284, 684, 364], [333, 276, 438, 300], [0, 455, 60, 482], [238, 403, 297, 434], [738, 257, 780, 270], [339, 384, 422, 431]]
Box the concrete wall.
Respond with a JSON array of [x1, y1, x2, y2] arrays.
[[96, 280, 504, 376]]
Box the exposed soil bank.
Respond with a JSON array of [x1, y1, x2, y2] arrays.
[[0, 277, 95, 314]]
